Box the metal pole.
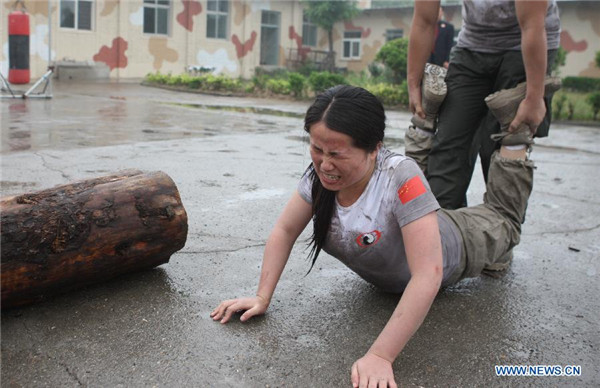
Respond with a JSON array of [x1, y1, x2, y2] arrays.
[[23, 69, 53, 98], [47, 0, 53, 96]]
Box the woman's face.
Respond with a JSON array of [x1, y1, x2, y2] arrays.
[[309, 121, 379, 201]]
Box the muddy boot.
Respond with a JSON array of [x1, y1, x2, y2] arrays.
[[411, 63, 447, 132], [486, 77, 562, 145]]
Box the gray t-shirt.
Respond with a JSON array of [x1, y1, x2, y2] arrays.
[[457, 0, 561, 53], [297, 147, 462, 293]]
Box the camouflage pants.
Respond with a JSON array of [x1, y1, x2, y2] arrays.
[[441, 151, 534, 281]]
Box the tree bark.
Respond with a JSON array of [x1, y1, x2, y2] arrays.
[[328, 28, 335, 72], [1, 170, 188, 308]]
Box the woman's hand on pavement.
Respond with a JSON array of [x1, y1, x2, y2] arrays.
[[210, 295, 270, 324], [351, 352, 397, 388]]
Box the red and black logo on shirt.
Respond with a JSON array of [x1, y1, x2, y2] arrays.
[[356, 230, 382, 248]]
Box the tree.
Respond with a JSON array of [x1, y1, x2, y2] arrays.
[[302, 0, 359, 71], [595, 50, 600, 69], [375, 38, 409, 84]]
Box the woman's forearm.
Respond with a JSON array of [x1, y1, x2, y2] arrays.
[[255, 227, 296, 302], [368, 270, 442, 362], [255, 192, 313, 302]]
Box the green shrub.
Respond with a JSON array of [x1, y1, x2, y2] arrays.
[[296, 61, 319, 77], [595, 51, 600, 69], [375, 38, 409, 84], [567, 100, 575, 120], [252, 74, 268, 91], [587, 91, 600, 120], [345, 70, 370, 87], [368, 62, 384, 78], [288, 72, 306, 97], [562, 76, 600, 93], [145, 72, 170, 84], [308, 71, 347, 93], [188, 77, 204, 89], [165, 74, 180, 86], [553, 93, 568, 119], [266, 79, 291, 95], [202, 75, 241, 91], [366, 81, 409, 106]]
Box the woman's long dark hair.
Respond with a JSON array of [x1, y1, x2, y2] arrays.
[[304, 85, 386, 272]]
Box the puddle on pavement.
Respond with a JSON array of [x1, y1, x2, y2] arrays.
[[167, 102, 305, 119]]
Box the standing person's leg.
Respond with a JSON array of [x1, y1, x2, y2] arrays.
[[426, 49, 496, 209], [477, 49, 559, 181], [470, 112, 500, 183]]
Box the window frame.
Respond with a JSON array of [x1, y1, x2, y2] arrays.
[[59, 0, 94, 31], [342, 30, 361, 60], [143, 0, 170, 36], [385, 29, 404, 42], [302, 12, 317, 47], [259, 10, 281, 66], [206, 0, 229, 40]]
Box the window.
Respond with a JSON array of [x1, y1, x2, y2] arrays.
[[385, 29, 403, 42], [207, 0, 228, 39], [342, 31, 361, 59], [144, 0, 170, 35], [260, 10, 280, 66], [60, 0, 93, 30], [302, 12, 317, 47]]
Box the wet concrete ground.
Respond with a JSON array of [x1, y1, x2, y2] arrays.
[[1, 81, 599, 387]]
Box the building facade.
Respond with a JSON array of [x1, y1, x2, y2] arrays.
[[1, 0, 599, 82]]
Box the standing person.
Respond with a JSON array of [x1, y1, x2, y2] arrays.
[[408, 0, 561, 209], [212, 85, 538, 387], [429, 7, 455, 69]]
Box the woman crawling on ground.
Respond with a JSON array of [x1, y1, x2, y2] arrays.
[[211, 85, 534, 387]]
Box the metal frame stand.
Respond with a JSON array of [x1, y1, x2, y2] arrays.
[[0, 71, 17, 98], [0, 67, 54, 99]]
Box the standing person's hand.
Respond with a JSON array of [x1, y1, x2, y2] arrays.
[[351, 352, 397, 388], [210, 295, 270, 324], [509, 96, 546, 134]]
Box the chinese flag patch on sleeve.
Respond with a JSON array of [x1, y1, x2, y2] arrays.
[[398, 175, 427, 204]]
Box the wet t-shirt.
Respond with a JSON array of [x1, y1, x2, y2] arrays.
[[457, 0, 561, 53], [297, 147, 462, 293]]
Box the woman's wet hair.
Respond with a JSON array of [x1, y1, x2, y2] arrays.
[[304, 85, 386, 272]]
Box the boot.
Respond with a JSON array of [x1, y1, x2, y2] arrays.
[[411, 63, 447, 132], [486, 77, 562, 145]]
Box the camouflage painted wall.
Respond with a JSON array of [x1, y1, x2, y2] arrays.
[[557, 2, 600, 77], [0, 0, 307, 80], [1, 1, 599, 82]]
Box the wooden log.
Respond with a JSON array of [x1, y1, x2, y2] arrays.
[[1, 170, 188, 308]]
